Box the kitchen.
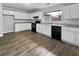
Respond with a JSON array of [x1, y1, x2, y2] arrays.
[[0, 3, 79, 56]]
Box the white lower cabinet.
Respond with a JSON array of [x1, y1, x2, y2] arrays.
[[14, 11, 30, 19], [25, 23, 31, 30], [37, 24, 42, 33], [37, 24, 51, 37], [62, 27, 79, 47], [44, 26, 51, 37], [75, 32, 79, 46], [15, 23, 31, 32], [62, 29, 76, 45], [75, 28, 79, 46]]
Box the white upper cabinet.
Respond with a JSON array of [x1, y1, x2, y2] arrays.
[[62, 4, 79, 19], [14, 11, 30, 19], [3, 10, 30, 19], [71, 4, 79, 18], [62, 6, 70, 19], [30, 12, 43, 19], [3, 10, 14, 15]]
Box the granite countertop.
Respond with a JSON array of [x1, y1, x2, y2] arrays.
[[14, 21, 35, 24], [38, 22, 79, 28], [14, 21, 79, 28]]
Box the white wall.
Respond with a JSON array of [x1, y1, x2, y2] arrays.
[[3, 6, 28, 13], [0, 4, 3, 36], [62, 18, 79, 25]]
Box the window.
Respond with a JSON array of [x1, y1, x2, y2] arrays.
[[45, 10, 62, 21]]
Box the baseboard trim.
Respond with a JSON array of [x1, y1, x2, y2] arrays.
[[62, 40, 78, 47], [3, 31, 14, 34], [15, 30, 31, 32]]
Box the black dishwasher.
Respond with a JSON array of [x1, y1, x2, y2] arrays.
[[51, 26, 61, 41]]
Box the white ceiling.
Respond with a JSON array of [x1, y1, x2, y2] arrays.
[[3, 3, 60, 12]]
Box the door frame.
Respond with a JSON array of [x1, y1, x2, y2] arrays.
[[3, 14, 15, 34]]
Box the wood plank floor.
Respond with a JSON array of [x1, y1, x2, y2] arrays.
[[0, 31, 79, 56]]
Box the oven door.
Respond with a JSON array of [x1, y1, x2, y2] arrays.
[[32, 23, 36, 32]]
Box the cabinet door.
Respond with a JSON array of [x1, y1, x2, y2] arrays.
[[15, 23, 31, 32], [41, 25, 45, 34], [62, 6, 70, 18], [27, 23, 31, 30], [37, 24, 51, 37], [44, 26, 51, 37], [14, 12, 29, 19], [62, 29, 75, 44], [37, 24, 45, 34], [15, 23, 26, 32], [36, 24, 42, 33], [71, 4, 79, 18], [25, 23, 31, 30], [3, 10, 14, 15]]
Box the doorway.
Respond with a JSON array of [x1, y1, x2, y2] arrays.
[[3, 15, 14, 33]]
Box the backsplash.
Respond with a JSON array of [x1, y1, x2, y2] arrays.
[[62, 18, 79, 25], [14, 19, 35, 23]]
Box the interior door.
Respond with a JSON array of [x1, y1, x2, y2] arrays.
[[3, 15, 14, 33]]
